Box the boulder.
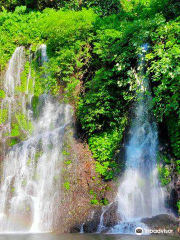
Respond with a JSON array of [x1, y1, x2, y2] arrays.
[[141, 214, 179, 233]]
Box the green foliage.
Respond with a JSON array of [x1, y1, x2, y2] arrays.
[[177, 201, 180, 211], [82, 0, 122, 16], [161, 155, 171, 165], [90, 189, 109, 205], [158, 166, 171, 186], [118, 0, 180, 20], [147, 20, 180, 123], [176, 160, 180, 174], [100, 198, 109, 206], [0, 0, 121, 15], [145, 15, 180, 177], [90, 198, 99, 205], [89, 123, 126, 179], [0, 8, 42, 71], [38, 9, 96, 102], [77, 11, 166, 179], [1, 0, 179, 19], [166, 117, 180, 159]]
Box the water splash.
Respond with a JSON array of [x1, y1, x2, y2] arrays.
[[111, 44, 166, 234], [109, 222, 148, 235], [0, 45, 73, 232]]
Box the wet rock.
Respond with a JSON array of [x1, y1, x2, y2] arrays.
[[70, 209, 102, 233], [103, 202, 120, 229], [141, 214, 179, 230], [72, 202, 120, 233], [70, 226, 80, 233]]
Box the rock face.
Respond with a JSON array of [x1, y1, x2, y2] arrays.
[[173, 176, 180, 210], [165, 169, 180, 217], [102, 202, 120, 229], [69, 202, 120, 233], [53, 124, 118, 233], [141, 214, 179, 235]]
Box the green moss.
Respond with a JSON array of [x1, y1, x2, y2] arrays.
[[15, 113, 33, 135], [63, 181, 70, 190], [35, 151, 43, 162], [8, 113, 33, 142], [62, 150, 70, 156], [10, 139, 18, 146], [31, 96, 39, 118], [0, 90, 5, 99], [33, 79, 44, 97], [0, 109, 8, 125], [64, 160, 72, 165], [27, 159, 31, 166], [16, 61, 31, 93], [11, 123, 20, 137]]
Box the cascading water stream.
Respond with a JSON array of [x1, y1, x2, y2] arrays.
[[80, 223, 84, 234], [0, 47, 26, 137], [0, 45, 72, 232], [110, 44, 167, 234], [97, 203, 113, 233]]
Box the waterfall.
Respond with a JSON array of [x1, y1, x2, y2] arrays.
[[0, 47, 26, 137], [111, 44, 166, 234], [97, 203, 113, 233], [0, 45, 72, 232], [97, 207, 108, 233], [80, 223, 84, 233]]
